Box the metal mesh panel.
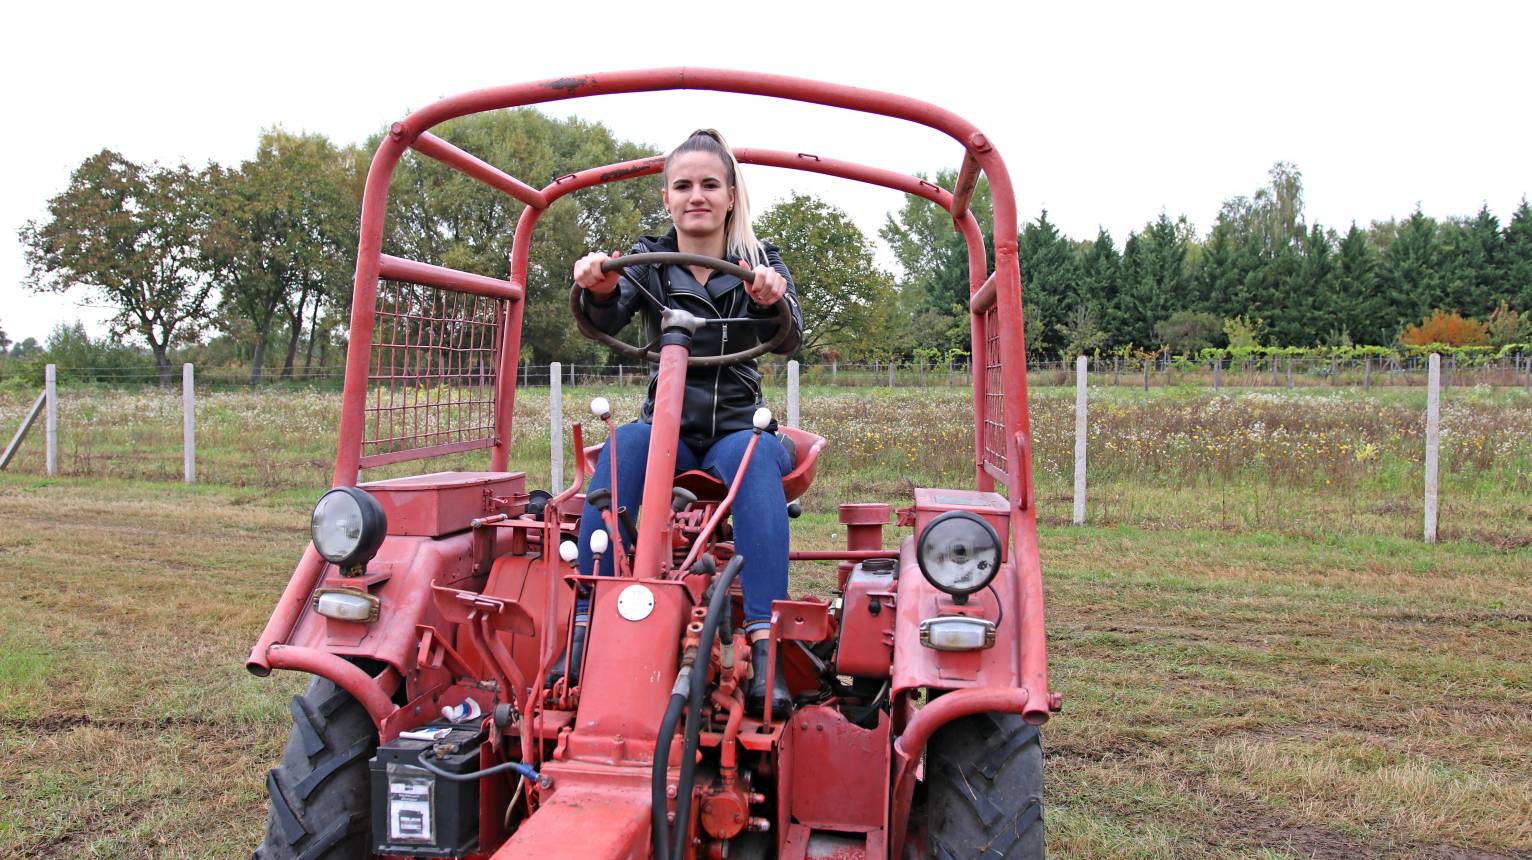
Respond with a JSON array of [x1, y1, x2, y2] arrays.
[[982, 305, 1006, 480], [363, 280, 503, 465]]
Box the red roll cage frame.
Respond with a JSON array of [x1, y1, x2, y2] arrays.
[[321, 67, 1047, 722]]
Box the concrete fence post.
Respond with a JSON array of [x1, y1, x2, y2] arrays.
[[45, 364, 57, 477], [1073, 355, 1088, 526], [182, 363, 196, 483], [550, 361, 563, 491], [787, 360, 800, 427], [1424, 353, 1440, 544]]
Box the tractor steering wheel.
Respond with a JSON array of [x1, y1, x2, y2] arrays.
[[569, 252, 794, 368]]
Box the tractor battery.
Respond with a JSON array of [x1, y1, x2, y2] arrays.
[[370, 723, 486, 857]]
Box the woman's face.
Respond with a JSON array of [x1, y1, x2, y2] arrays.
[[662, 150, 734, 243]]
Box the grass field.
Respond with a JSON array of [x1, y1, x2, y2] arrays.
[[1, 384, 1529, 858]]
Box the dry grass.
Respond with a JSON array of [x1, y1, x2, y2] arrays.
[[1, 384, 1529, 857]]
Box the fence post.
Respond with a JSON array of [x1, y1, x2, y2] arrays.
[[787, 360, 800, 427], [1212, 358, 1222, 391], [1364, 357, 1372, 389], [550, 361, 563, 491], [1141, 360, 1149, 391], [1424, 353, 1440, 544], [1286, 357, 1294, 389], [45, 364, 58, 477], [1073, 356, 1088, 526], [831, 358, 837, 384], [888, 361, 895, 388], [618, 364, 624, 387], [182, 363, 196, 484]]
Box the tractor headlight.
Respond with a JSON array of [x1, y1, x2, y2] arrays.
[[916, 511, 1001, 601], [311, 486, 387, 568]]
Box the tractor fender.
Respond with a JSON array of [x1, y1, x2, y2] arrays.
[[273, 530, 519, 697], [889, 538, 1023, 698]]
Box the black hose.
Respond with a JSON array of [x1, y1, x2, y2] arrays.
[[671, 553, 744, 860], [651, 666, 691, 860], [416, 749, 540, 784]]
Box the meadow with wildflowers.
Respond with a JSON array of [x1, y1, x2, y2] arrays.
[[1, 382, 1528, 857]]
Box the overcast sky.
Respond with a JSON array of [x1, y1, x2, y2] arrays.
[[3, 0, 1528, 344]]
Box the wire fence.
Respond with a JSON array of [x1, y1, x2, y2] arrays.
[[3, 354, 1531, 391]]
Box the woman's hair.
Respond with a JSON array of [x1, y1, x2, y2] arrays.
[[664, 129, 765, 264]]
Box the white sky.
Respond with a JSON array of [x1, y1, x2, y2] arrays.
[[2, 0, 1528, 344]]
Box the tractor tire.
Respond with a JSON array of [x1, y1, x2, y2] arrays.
[[923, 712, 1045, 859], [253, 676, 378, 860]]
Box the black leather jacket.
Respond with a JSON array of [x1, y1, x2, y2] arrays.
[[581, 229, 803, 449]]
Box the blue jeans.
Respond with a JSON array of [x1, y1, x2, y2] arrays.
[[577, 422, 792, 631]]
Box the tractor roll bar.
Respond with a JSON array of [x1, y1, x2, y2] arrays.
[[303, 69, 1048, 728], [377, 255, 524, 302], [338, 66, 1029, 486], [411, 131, 549, 209]]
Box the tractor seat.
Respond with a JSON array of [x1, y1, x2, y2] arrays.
[[581, 426, 826, 504]]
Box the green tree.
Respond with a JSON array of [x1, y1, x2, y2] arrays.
[[1153, 310, 1223, 354], [1055, 304, 1109, 357], [755, 193, 893, 359], [1500, 199, 1532, 312], [1194, 217, 1245, 320], [1333, 224, 1387, 344], [1073, 228, 1120, 345], [1382, 208, 1442, 336], [880, 168, 995, 320], [1438, 205, 1504, 320], [204, 130, 361, 384], [20, 150, 215, 383], [1289, 224, 1335, 346], [1016, 209, 1077, 355], [1112, 213, 1189, 346]]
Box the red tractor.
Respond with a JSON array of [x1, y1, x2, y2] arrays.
[[248, 68, 1056, 860]]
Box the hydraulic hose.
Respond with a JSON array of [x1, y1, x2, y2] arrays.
[[671, 554, 744, 860], [651, 665, 692, 860]]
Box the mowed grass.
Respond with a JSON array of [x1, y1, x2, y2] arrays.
[[0, 383, 1529, 857]]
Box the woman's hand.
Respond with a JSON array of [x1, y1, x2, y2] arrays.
[[743, 261, 786, 307], [574, 251, 621, 299]]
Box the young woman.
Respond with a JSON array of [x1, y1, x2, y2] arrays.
[[567, 129, 803, 716]]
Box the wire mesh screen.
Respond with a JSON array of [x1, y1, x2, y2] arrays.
[[982, 305, 1007, 483], [362, 280, 504, 467]]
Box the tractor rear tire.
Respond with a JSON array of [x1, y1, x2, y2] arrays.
[[923, 712, 1045, 859], [253, 676, 378, 860]]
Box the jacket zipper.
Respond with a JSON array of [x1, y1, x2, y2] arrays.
[[710, 291, 746, 439]]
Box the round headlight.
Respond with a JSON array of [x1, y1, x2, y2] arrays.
[[311, 486, 387, 568], [916, 511, 1002, 599]]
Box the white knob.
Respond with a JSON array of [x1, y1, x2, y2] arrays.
[[590, 397, 611, 418], [752, 407, 772, 430], [590, 529, 610, 555], [558, 540, 579, 563]]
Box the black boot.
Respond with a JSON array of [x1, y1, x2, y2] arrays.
[[746, 637, 792, 718], [545, 617, 587, 688]]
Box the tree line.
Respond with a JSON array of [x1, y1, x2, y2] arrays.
[[10, 113, 1531, 385]]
